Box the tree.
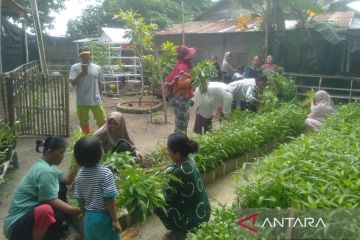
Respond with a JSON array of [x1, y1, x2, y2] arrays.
[[235, 0, 352, 57], [10, 0, 66, 32], [66, 0, 212, 37], [66, 5, 107, 38]]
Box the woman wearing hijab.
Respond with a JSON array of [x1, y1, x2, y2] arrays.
[[165, 45, 196, 133], [305, 90, 336, 131], [221, 52, 235, 83], [94, 112, 144, 160]]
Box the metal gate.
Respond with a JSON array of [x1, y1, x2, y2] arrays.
[[1, 61, 70, 136]]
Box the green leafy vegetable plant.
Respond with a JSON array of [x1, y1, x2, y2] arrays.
[[191, 60, 218, 94], [194, 103, 306, 173], [102, 151, 136, 172], [267, 73, 297, 101], [115, 165, 179, 223]]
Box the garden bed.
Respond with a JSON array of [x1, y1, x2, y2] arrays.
[[117, 138, 282, 229], [70, 103, 307, 235], [187, 103, 360, 239]]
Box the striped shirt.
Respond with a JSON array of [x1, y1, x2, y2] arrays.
[[74, 165, 118, 211]]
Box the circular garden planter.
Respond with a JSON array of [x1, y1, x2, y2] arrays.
[[116, 101, 163, 114]]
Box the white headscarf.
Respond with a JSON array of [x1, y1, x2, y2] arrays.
[[221, 52, 235, 77], [308, 90, 336, 122]]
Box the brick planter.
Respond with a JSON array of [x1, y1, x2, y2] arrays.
[[72, 139, 281, 234]]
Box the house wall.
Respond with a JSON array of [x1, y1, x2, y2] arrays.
[[156, 30, 350, 76], [155, 31, 263, 68], [43, 36, 78, 64]]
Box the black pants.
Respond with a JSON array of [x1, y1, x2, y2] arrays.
[[10, 182, 70, 240]]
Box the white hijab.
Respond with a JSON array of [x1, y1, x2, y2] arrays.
[[308, 90, 336, 122]]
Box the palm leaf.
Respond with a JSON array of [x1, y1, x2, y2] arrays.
[[310, 20, 345, 44]]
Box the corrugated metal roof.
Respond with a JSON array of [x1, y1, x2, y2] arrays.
[[313, 11, 355, 28], [156, 19, 259, 35], [100, 28, 132, 44], [156, 11, 356, 35]]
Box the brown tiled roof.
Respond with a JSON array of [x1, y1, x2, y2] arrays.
[[313, 11, 355, 28], [156, 11, 355, 35], [156, 19, 259, 35]]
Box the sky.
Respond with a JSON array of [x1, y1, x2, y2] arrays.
[[48, 0, 360, 37], [48, 0, 100, 36]]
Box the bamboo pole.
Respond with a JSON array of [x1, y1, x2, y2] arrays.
[[41, 74, 46, 134], [0, 0, 2, 74], [31, 73, 36, 135], [49, 75, 55, 135], [65, 75, 70, 136], [16, 74, 23, 133], [29, 0, 47, 74], [54, 76, 59, 135], [23, 22, 29, 63], [57, 75, 62, 135]]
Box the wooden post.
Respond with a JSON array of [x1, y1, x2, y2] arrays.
[[0, 1, 5, 121], [29, 0, 47, 74], [181, 0, 185, 45], [23, 22, 29, 63], [155, 50, 167, 123], [5, 75, 14, 124]]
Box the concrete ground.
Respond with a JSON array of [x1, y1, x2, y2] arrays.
[[133, 172, 239, 240], [0, 88, 236, 240]]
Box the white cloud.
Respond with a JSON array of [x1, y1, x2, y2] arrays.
[[348, 1, 360, 12], [48, 0, 100, 37]]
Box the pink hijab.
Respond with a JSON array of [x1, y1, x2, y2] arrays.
[[94, 112, 134, 152]]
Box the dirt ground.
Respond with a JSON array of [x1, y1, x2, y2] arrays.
[[0, 87, 231, 239]]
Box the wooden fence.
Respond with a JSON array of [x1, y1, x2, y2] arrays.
[[1, 61, 70, 136]]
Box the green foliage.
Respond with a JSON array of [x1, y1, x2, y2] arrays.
[[0, 123, 17, 159], [187, 205, 237, 240], [9, 0, 65, 32], [235, 0, 348, 31], [311, 21, 346, 44], [303, 88, 316, 107], [267, 73, 297, 101], [83, 42, 109, 67], [191, 60, 218, 94], [159, 42, 178, 79], [142, 41, 177, 88], [144, 143, 171, 168], [238, 104, 360, 209], [102, 151, 136, 172], [66, 0, 213, 37], [114, 10, 158, 57], [66, 5, 107, 38], [259, 89, 278, 112], [69, 131, 84, 173], [115, 165, 179, 223], [194, 103, 306, 173]]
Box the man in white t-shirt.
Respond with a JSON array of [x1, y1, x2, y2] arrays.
[[69, 50, 106, 134], [192, 82, 233, 134]]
